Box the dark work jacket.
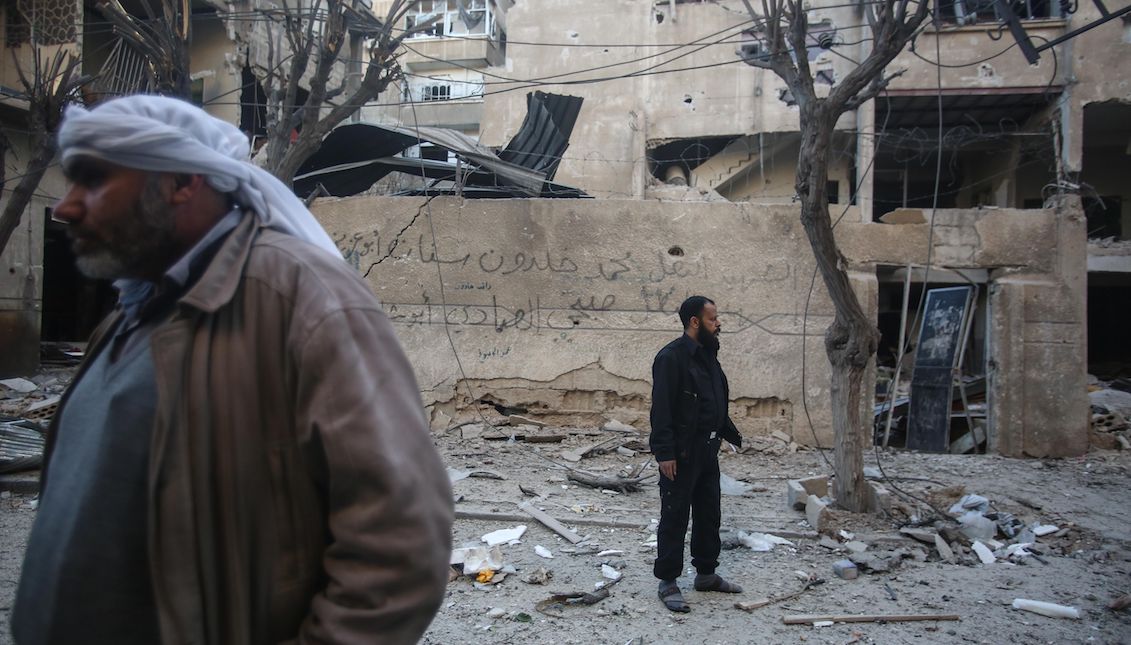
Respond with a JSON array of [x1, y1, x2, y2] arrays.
[[649, 334, 743, 462]]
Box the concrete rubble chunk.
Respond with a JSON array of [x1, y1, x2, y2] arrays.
[[601, 419, 637, 433], [868, 482, 892, 513], [972, 541, 996, 565], [818, 536, 843, 550], [508, 414, 545, 427], [844, 541, 869, 554], [934, 534, 956, 563], [1032, 524, 1059, 537], [459, 423, 486, 439], [832, 559, 858, 580], [787, 475, 829, 510], [805, 495, 829, 532], [849, 552, 895, 573], [899, 528, 937, 545]]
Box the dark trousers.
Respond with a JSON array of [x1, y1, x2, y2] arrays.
[[653, 435, 722, 581]]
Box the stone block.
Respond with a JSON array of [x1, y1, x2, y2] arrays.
[[832, 559, 858, 580], [934, 534, 955, 563], [805, 494, 829, 532], [787, 475, 829, 510], [868, 481, 892, 514]]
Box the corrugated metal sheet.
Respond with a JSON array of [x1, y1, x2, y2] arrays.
[[293, 92, 587, 199], [0, 420, 45, 474], [498, 91, 584, 181]]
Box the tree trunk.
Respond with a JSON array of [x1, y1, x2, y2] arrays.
[[0, 135, 55, 256], [796, 103, 879, 513], [271, 135, 322, 188]]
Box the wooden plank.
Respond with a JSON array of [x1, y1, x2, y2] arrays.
[[783, 613, 961, 625], [519, 501, 584, 544]]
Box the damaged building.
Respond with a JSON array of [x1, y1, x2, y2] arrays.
[[1, 0, 1128, 459], [307, 0, 1130, 458], [0, 0, 381, 370]]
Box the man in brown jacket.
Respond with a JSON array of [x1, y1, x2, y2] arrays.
[[12, 96, 453, 645]]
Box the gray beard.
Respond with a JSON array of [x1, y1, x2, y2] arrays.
[[73, 176, 179, 280]]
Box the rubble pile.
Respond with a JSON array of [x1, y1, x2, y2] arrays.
[[1089, 387, 1131, 450]]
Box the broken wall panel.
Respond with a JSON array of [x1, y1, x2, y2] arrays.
[[312, 195, 1087, 455]]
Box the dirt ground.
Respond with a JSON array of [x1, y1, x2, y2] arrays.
[[2, 405, 1130, 644]]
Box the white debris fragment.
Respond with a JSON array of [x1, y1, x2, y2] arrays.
[[972, 541, 996, 565], [447, 468, 471, 483], [1004, 543, 1033, 559], [0, 378, 38, 393], [486, 607, 507, 619], [736, 531, 794, 551], [949, 494, 990, 515], [1012, 598, 1080, 619], [959, 511, 996, 542], [482, 525, 527, 547], [839, 530, 855, 541], [602, 419, 637, 433], [1032, 524, 1059, 537], [597, 549, 625, 557], [812, 621, 835, 627], [601, 564, 623, 581], [534, 545, 554, 559], [460, 546, 505, 575], [720, 473, 754, 496]]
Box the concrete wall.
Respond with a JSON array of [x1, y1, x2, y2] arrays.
[[312, 195, 1088, 457]]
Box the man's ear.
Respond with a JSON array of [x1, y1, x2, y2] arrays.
[[168, 174, 205, 205]]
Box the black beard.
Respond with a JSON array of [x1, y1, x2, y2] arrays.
[[700, 328, 720, 354]]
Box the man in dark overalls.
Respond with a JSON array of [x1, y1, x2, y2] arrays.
[[649, 296, 744, 612]]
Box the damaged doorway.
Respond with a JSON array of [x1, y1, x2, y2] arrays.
[[874, 266, 988, 452], [1088, 272, 1131, 383]]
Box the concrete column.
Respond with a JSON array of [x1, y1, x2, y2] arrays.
[[987, 197, 1087, 457]]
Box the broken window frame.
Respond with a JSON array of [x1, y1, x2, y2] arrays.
[[938, 0, 1063, 26], [405, 0, 494, 39]]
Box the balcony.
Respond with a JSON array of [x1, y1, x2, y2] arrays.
[[401, 36, 504, 72]]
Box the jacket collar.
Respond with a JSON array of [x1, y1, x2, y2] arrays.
[[178, 211, 258, 314], [679, 332, 701, 356]]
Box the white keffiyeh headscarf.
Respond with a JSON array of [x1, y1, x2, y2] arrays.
[[58, 95, 341, 258]]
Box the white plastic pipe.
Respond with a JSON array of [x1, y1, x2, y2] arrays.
[[1012, 598, 1081, 619]]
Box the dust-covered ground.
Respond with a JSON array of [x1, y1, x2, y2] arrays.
[[2, 413, 1130, 644], [421, 426, 1131, 644]]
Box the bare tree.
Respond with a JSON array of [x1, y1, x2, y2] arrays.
[[740, 0, 931, 511], [96, 0, 193, 98], [257, 0, 434, 186], [0, 49, 86, 258]]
